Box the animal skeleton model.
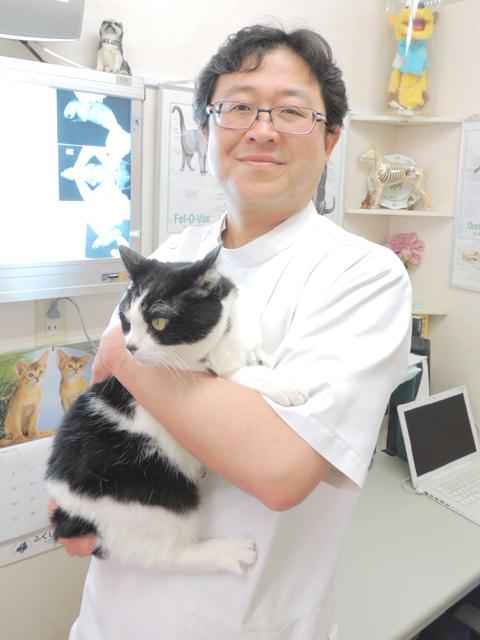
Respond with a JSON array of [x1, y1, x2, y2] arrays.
[[359, 147, 432, 210]]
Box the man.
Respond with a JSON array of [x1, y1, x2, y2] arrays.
[[61, 25, 411, 640]]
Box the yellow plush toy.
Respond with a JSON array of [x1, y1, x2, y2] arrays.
[[388, 2, 435, 113]]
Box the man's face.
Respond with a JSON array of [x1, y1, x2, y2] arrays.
[[205, 47, 340, 216]]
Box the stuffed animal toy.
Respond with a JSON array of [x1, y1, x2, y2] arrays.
[[96, 20, 131, 76], [387, 2, 435, 114]]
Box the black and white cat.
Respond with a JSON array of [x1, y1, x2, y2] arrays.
[[46, 246, 305, 574]]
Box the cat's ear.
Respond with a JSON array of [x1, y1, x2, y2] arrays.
[[199, 245, 221, 271], [80, 355, 91, 365], [181, 245, 221, 282], [39, 352, 49, 368], [57, 350, 66, 365], [119, 246, 149, 281], [15, 361, 28, 377], [187, 246, 223, 297]]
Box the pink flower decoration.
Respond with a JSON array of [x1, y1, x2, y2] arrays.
[[385, 232, 425, 267]]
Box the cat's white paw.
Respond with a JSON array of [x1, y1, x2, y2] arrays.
[[229, 365, 307, 407], [213, 539, 257, 575], [266, 388, 308, 407]]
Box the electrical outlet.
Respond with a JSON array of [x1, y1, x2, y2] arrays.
[[34, 299, 67, 346]]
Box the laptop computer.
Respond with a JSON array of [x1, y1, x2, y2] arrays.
[[398, 386, 480, 526]]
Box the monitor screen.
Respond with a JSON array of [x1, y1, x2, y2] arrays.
[[404, 392, 476, 476], [0, 56, 144, 302], [2, 86, 132, 263]]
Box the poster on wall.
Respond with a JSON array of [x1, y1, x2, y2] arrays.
[[0, 345, 92, 565], [451, 120, 480, 292], [0, 346, 92, 448], [155, 84, 227, 246]]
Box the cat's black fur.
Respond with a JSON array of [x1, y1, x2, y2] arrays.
[[47, 377, 200, 512]]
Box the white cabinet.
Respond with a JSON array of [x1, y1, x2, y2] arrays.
[[341, 113, 463, 315]]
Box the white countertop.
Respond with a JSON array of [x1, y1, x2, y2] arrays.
[[336, 451, 480, 639]]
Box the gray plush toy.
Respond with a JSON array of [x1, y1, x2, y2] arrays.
[[96, 19, 131, 76]]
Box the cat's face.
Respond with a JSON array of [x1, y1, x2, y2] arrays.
[[16, 352, 48, 384], [118, 247, 236, 369], [57, 351, 91, 377]]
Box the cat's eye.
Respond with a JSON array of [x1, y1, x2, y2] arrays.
[[152, 317, 169, 331]]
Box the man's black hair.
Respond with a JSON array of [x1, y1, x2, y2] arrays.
[[193, 24, 349, 133]]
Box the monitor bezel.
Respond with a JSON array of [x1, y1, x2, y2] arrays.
[[0, 56, 145, 303]]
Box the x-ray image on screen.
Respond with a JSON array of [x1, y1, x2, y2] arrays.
[[0, 80, 135, 265], [57, 89, 132, 258]]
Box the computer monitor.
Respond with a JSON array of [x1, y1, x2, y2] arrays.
[[0, 55, 145, 303], [0, 0, 85, 42]]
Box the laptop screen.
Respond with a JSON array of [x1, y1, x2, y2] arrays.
[[403, 392, 476, 476]]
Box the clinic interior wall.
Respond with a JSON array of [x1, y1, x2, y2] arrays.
[[1, 1, 479, 638]]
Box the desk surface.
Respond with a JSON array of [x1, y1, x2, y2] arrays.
[[336, 451, 480, 640]]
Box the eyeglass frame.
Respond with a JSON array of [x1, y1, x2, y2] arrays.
[[205, 101, 328, 135]]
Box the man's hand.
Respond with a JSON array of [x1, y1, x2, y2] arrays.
[[92, 321, 128, 383], [48, 500, 97, 557]]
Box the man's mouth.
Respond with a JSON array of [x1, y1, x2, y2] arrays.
[[239, 155, 284, 164]]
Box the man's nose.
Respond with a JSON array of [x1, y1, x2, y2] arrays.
[[247, 113, 278, 140]]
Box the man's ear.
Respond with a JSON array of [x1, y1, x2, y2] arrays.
[[324, 127, 341, 161]]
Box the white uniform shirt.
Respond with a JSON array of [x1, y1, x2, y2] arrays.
[[70, 203, 411, 640]]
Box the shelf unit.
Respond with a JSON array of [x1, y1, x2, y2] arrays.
[[346, 208, 453, 218], [349, 113, 462, 126], [342, 113, 464, 315]]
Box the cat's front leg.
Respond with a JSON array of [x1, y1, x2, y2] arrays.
[[3, 410, 26, 443], [25, 408, 41, 438], [170, 538, 257, 575], [228, 365, 307, 407]]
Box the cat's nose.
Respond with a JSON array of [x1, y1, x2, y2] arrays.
[[126, 344, 138, 354]]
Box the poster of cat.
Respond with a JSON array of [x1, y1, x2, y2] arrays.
[[0, 346, 92, 449], [155, 83, 227, 245]]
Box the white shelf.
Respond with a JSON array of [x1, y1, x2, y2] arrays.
[[346, 208, 453, 218], [411, 306, 448, 316], [349, 113, 463, 126]]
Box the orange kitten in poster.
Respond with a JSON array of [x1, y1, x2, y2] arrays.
[[57, 350, 91, 412], [1, 352, 52, 446]]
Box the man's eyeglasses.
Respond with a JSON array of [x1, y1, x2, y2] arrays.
[[206, 101, 327, 135]]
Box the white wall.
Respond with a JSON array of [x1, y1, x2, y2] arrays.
[[1, 1, 479, 638]]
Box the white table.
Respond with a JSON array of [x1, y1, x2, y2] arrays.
[[336, 451, 480, 639]]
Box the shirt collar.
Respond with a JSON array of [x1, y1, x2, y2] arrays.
[[210, 202, 318, 267]]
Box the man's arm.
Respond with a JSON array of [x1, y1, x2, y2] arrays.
[[101, 323, 331, 511]]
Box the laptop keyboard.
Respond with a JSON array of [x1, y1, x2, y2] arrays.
[[436, 469, 480, 505]]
